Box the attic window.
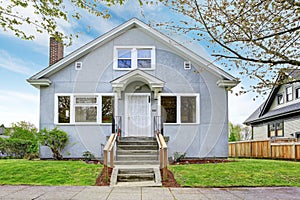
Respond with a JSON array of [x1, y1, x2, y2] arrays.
[[75, 62, 82, 70], [114, 46, 155, 70], [296, 88, 300, 99], [184, 61, 191, 70]]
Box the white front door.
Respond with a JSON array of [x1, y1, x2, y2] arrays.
[[125, 93, 151, 137]]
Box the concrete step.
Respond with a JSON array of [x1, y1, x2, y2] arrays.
[[118, 141, 157, 145], [117, 173, 154, 182], [119, 137, 156, 142], [115, 160, 159, 165], [117, 150, 158, 155], [118, 144, 158, 150], [117, 155, 158, 161], [118, 168, 154, 174]]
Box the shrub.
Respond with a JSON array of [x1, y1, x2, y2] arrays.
[[1, 121, 39, 159], [173, 152, 186, 162], [37, 127, 69, 160], [0, 137, 36, 158], [82, 151, 95, 162]]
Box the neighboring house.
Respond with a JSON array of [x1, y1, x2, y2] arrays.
[[28, 18, 238, 159], [244, 70, 300, 140]]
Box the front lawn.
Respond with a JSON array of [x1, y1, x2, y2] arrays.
[[169, 159, 300, 187], [0, 159, 102, 186]]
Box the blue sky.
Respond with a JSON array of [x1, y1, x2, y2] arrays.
[[0, 1, 265, 128]]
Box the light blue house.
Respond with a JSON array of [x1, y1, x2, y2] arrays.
[[28, 18, 238, 159]]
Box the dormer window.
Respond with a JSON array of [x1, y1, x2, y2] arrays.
[[114, 46, 155, 70], [296, 88, 300, 99], [286, 86, 293, 102], [277, 94, 284, 105]]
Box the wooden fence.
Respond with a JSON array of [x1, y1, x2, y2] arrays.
[[229, 138, 300, 160]]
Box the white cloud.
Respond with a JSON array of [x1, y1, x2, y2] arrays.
[[0, 90, 39, 128], [0, 50, 37, 75]]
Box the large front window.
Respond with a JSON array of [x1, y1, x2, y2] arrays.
[[114, 46, 155, 70], [55, 94, 115, 124], [160, 94, 199, 124], [74, 96, 97, 123]]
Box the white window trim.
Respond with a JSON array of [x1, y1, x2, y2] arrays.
[[54, 93, 117, 125], [158, 93, 200, 125], [113, 46, 156, 70]]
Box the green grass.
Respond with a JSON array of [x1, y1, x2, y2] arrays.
[[0, 159, 103, 186], [169, 159, 300, 187]]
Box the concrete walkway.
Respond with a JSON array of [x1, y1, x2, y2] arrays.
[[0, 185, 299, 200]]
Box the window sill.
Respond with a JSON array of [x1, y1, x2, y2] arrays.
[[164, 123, 200, 125], [114, 68, 155, 71], [54, 123, 112, 126]]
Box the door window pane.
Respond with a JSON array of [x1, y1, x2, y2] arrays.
[[181, 96, 196, 123], [161, 96, 177, 123], [58, 96, 70, 123], [102, 96, 114, 123]]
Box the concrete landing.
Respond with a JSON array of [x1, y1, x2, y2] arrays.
[[110, 165, 162, 187]]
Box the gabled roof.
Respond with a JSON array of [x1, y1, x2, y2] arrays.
[[244, 69, 300, 125], [27, 18, 237, 86]]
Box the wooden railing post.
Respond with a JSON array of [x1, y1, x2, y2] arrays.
[[102, 133, 117, 183]]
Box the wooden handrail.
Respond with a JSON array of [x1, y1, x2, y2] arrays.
[[103, 133, 117, 168], [155, 132, 168, 180]]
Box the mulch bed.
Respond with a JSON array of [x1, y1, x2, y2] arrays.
[[170, 159, 231, 165], [94, 159, 231, 187], [95, 166, 113, 186]]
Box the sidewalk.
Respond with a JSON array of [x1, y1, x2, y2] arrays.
[[0, 185, 299, 200]]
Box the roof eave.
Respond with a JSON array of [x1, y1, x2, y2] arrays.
[[217, 79, 240, 90], [27, 78, 51, 89], [245, 109, 300, 125]]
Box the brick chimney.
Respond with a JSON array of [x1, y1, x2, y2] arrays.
[[49, 36, 64, 66]]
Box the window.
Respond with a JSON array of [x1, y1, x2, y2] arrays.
[[286, 86, 293, 102], [137, 49, 152, 68], [58, 96, 70, 123], [101, 96, 114, 123], [55, 93, 116, 124], [118, 49, 132, 68], [296, 88, 300, 99], [161, 96, 177, 123], [268, 121, 284, 137], [181, 96, 196, 123], [277, 94, 284, 105], [114, 46, 155, 70], [74, 96, 97, 123], [160, 94, 199, 124]]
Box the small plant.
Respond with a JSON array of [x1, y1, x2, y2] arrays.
[[82, 151, 95, 162], [37, 127, 69, 160], [173, 152, 186, 162]]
